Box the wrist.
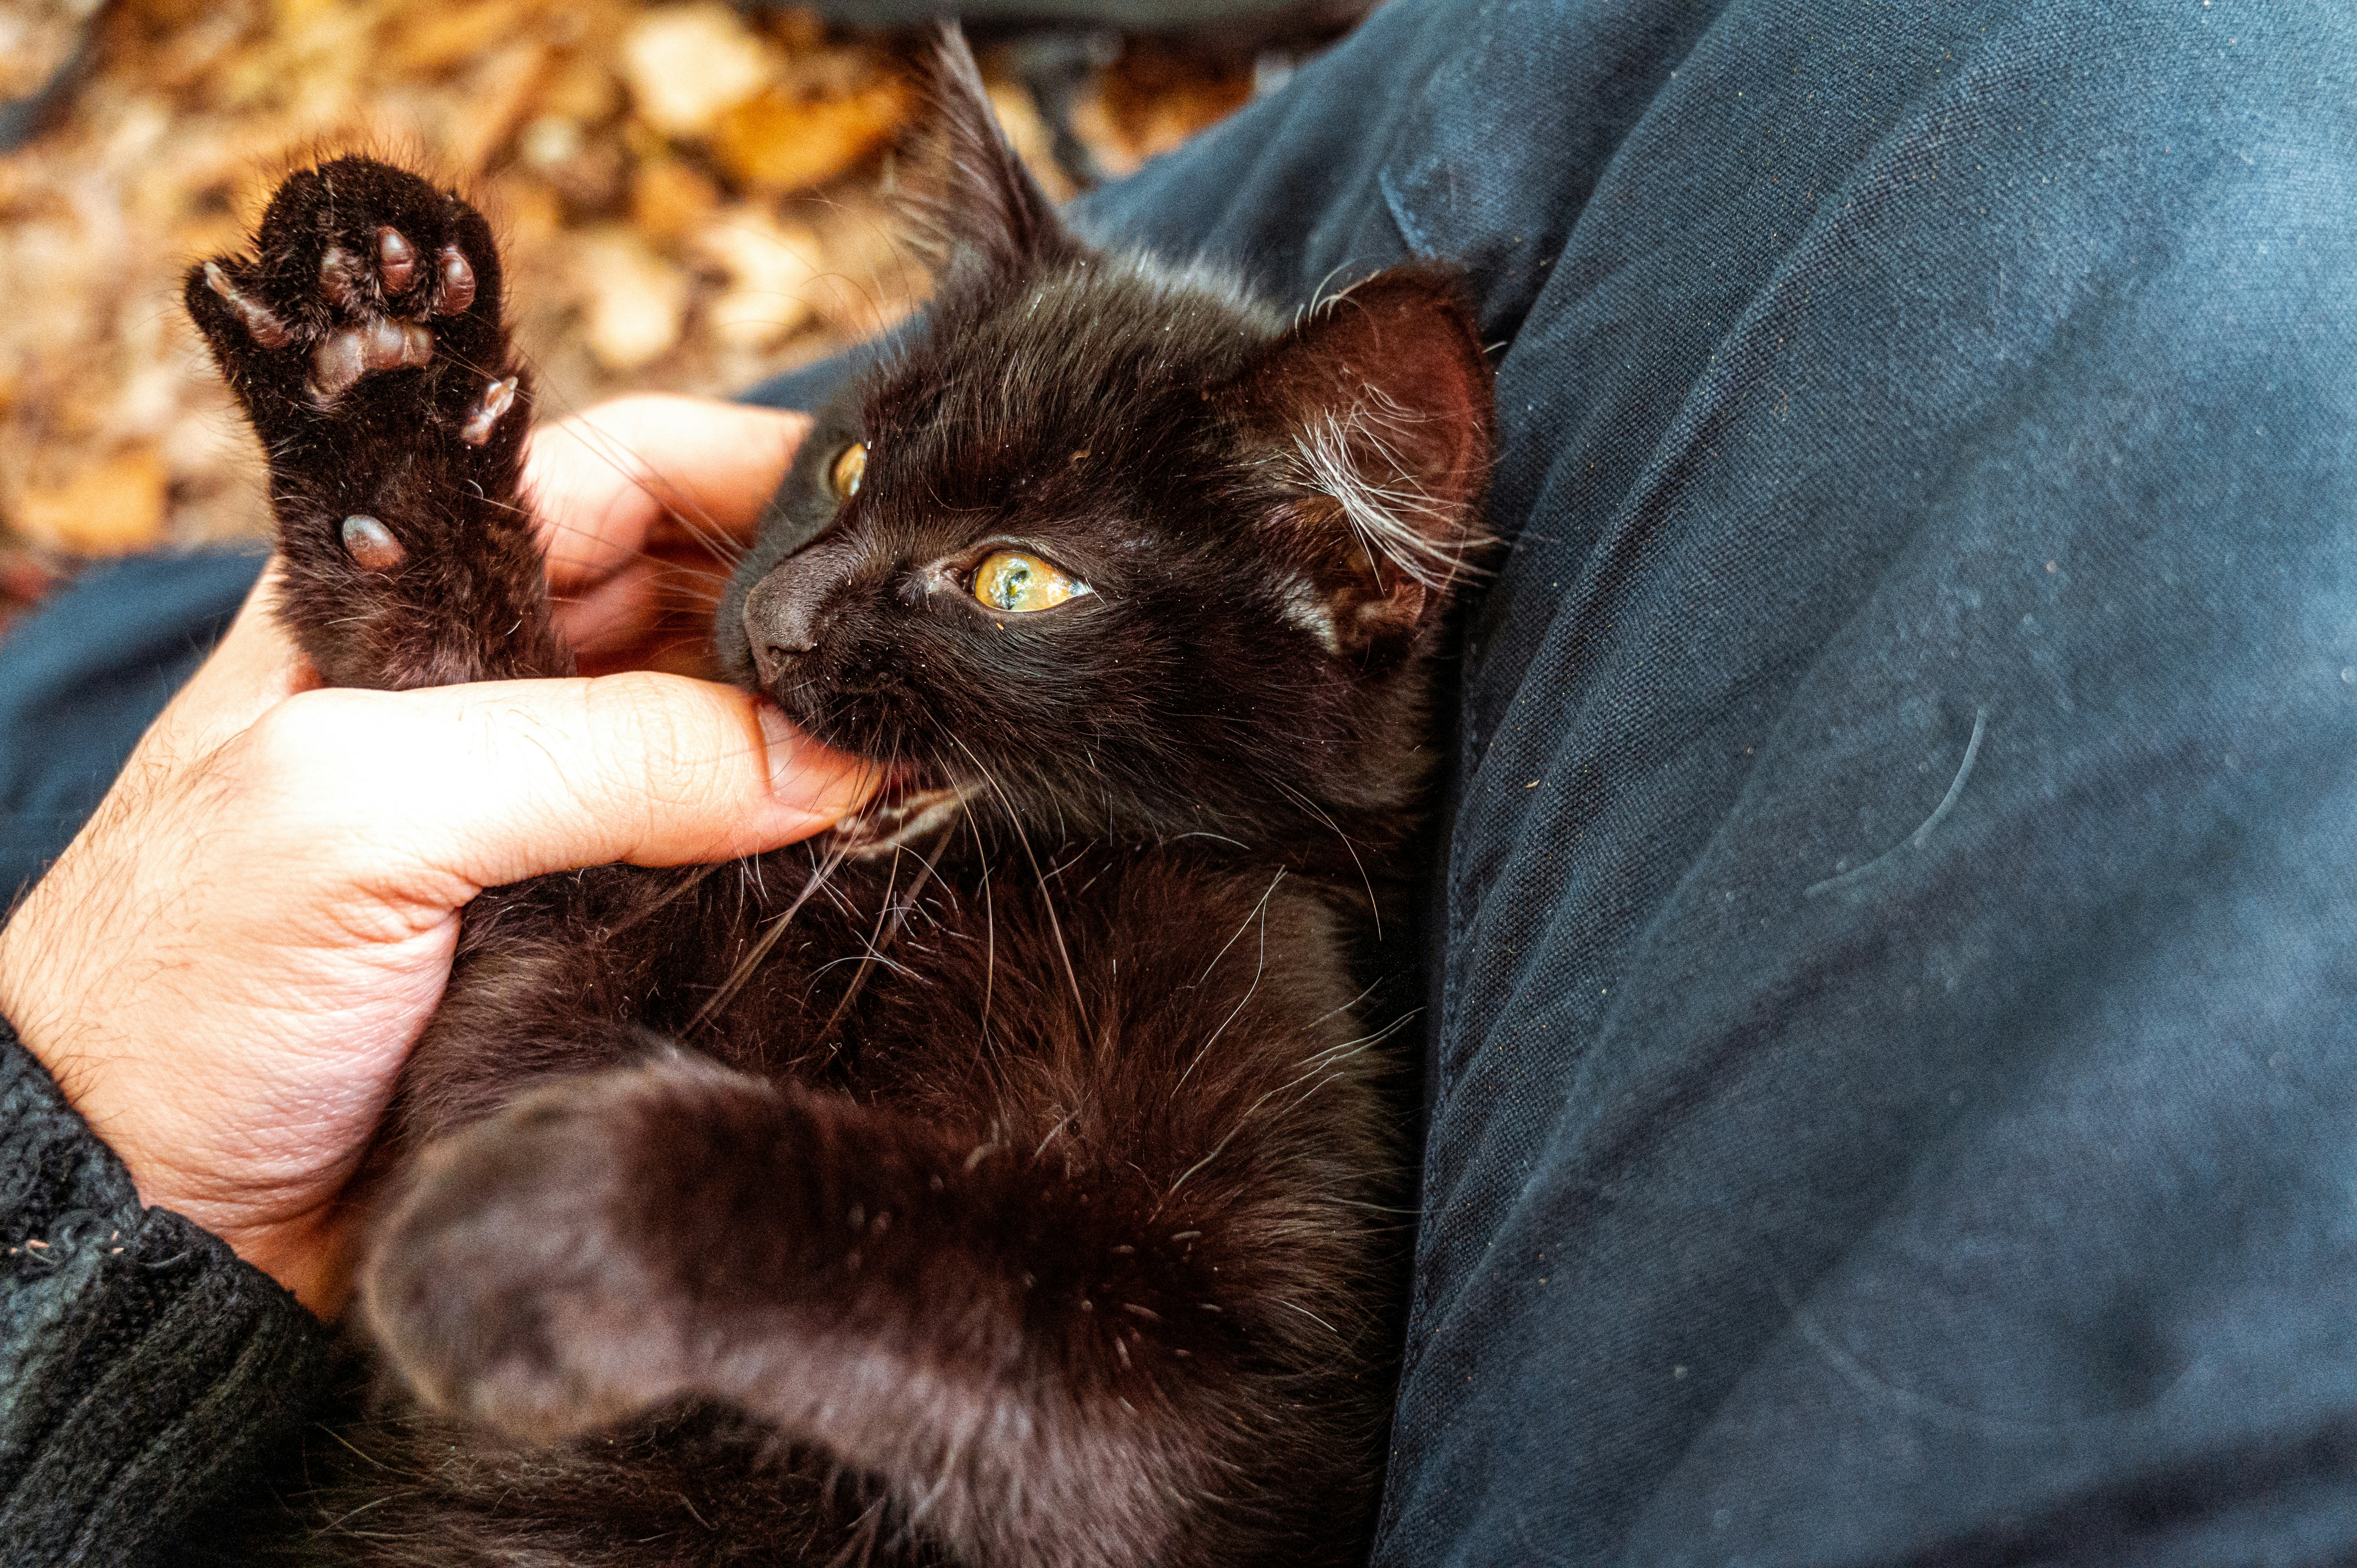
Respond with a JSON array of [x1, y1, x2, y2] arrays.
[[221, 1205, 361, 1317], [0, 954, 354, 1317]]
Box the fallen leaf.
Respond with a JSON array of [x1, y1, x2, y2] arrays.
[[698, 207, 821, 346], [389, 0, 534, 75], [573, 226, 687, 371], [447, 42, 554, 175], [631, 156, 721, 245], [13, 448, 170, 555], [620, 3, 776, 138], [710, 78, 908, 194]]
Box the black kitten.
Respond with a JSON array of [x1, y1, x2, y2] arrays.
[[184, 28, 1492, 1568]]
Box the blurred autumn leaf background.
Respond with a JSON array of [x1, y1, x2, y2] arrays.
[[0, 0, 1287, 622]]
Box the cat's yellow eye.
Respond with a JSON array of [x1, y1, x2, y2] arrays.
[[973, 549, 1087, 614], [828, 441, 866, 500]]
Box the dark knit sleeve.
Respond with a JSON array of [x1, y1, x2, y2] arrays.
[[0, 1023, 331, 1566]]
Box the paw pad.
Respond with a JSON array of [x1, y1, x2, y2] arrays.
[[190, 161, 509, 428], [312, 318, 435, 399], [372, 226, 416, 293], [304, 224, 480, 401], [179, 155, 557, 690], [435, 246, 478, 314], [341, 514, 406, 571]]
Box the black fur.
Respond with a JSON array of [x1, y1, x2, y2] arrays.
[[183, 28, 1493, 1568]]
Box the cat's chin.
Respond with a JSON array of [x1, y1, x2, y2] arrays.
[[827, 766, 975, 858]]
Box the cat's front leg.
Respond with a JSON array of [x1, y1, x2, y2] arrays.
[[184, 156, 566, 688], [364, 1052, 1385, 1568]]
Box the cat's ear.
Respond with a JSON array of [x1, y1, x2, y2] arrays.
[[903, 24, 1075, 279], [1248, 265, 1495, 652]]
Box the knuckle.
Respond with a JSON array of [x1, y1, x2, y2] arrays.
[[239, 690, 386, 802], [214, 690, 428, 874], [239, 689, 329, 771]]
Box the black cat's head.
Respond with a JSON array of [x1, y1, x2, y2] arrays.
[[720, 26, 1493, 853]]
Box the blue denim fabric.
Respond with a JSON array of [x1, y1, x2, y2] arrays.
[[1070, 1, 2357, 1561], [9, 0, 2357, 1560], [0, 551, 263, 903]]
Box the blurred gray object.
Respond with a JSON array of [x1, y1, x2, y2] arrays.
[[749, 0, 1378, 187], [758, 0, 1374, 47]]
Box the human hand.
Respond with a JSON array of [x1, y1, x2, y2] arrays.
[[528, 393, 811, 675], [0, 397, 859, 1315]]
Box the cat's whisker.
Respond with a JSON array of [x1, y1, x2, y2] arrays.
[[1271, 777, 1383, 940], [976, 853, 996, 1047], [1173, 870, 1283, 1093], [660, 507, 753, 572], [1308, 975, 1389, 1031], [939, 728, 1093, 1046], [589, 554, 735, 596], [806, 822, 953, 1053], [773, 185, 926, 344], [508, 366, 762, 574], [1173, 1035, 1369, 1213], [1030, 1106, 1081, 1162], [686, 850, 844, 1034], [806, 947, 921, 987], [192, 45, 1487, 1553], [1306, 1008, 1421, 1068]]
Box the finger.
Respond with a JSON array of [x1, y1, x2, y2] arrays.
[[552, 540, 737, 658], [551, 558, 658, 653], [276, 673, 877, 898], [527, 396, 810, 590], [134, 561, 320, 767]]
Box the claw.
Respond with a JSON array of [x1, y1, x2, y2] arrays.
[[460, 376, 518, 446], [203, 260, 293, 348], [433, 246, 476, 316]]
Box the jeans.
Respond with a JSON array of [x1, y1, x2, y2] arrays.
[[6, 1, 2355, 1560]]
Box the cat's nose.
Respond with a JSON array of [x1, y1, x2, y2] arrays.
[[747, 632, 804, 689], [742, 544, 853, 685]]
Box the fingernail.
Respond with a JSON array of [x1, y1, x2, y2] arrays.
[[756, 700, 876, 818]]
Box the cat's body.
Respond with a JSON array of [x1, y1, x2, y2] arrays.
[[184, 30, 1491, 1567]]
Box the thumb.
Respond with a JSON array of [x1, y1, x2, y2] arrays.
[[284, 672, 876, 901]]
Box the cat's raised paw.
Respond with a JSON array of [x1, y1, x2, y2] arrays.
[[183, 155, 521, 447], [178, 154, 562, 689]]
